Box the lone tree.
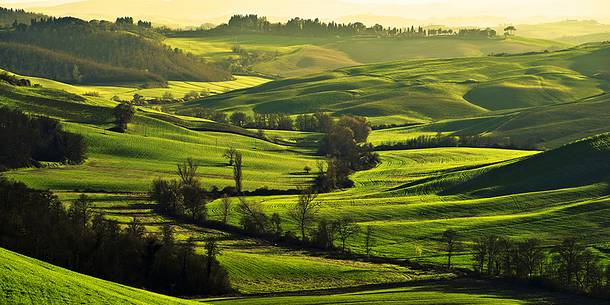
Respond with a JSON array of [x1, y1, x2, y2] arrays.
[[364, 225, 375, 257], [223, 147, 238, 166], [288, 187, 320, 242], [442, 228, 460, 269], [220, 195, 232, 224], [177, 158, 207, 222], [504, 26, 516, 36], [233, 151, 243, 193], [334, 216, 360, 253], [69, 194, 92, 230], [204, 237, 221, 279], [112, 102, 135, 132]]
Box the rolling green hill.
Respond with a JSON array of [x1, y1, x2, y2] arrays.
[[0, 17, 232, 84], [164, 35, 568, 78], [174, 42, 609, 127], [370, 92, 610, 149], [0, 247, 200, 305], [443, 133, 610, 197]]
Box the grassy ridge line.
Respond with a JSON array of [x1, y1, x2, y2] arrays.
[[0, 247, 201, 305]]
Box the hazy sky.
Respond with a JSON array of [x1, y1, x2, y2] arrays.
[[3, 0, 610, 25]]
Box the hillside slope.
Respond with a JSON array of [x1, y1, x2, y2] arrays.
[[371, 92, 610, 149], [0, 17, 232, 84], [443, 133, 610, 197], [0, 247, 199, 305], [175, 43, 610, 125]]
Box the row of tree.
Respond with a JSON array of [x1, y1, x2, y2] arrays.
[[376, 134, 537, 151], [199, 14, 499, 39], [0, 16, 231, 83], [0, 7, 46, 28], [0, 178, 232, 295], [441, 229, 609, 298], [0, 107, 86, 170]]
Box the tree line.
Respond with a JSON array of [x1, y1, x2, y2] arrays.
[[0, 178, 232, 296], [440, 229, 609, 299], [192, 14, 498, 39], [0, 16, 232, 84], [376, 134, 537, 151], [0, 7, 46, 28], [190, 109, 343, 134], [0, 107, 86, 170]]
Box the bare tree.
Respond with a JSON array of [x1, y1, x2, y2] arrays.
[[220, 195, 231, 224], [205, 236, 221, 279], [364, 225, 374, 257], [177, 157, 198, 186], [223, 147, 237, 166], [233, 151, 243, 193], [236, 197, 267, 234], [442, 228, 460, 269], [334, 217, 360, 253], [288, 187, 320, 242]]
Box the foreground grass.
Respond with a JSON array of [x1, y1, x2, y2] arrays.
[[0, 247, 200, 305], [204, 279, 605, 305]]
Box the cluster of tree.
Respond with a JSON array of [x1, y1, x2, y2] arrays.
[[0, 107, 86, 170], [457, 28, 497, 38], [0, 178, 232, 295], [376, 134, 536, 151], [151, 154, 245, 224], [150, 158, 210, 225], [0, 71, 31, 86], [0, 17, 231, 83], [223, 45, 278, 74], [315, 115, 380, 191], [0, 42, 163, 84], [0, 7, 46, 28], [440, 229, 609, 299], [222, 111, 334, 132], [111, 102, 136, 132], [225, 187, 373, 255], [114, 17, 152, 29], [196, 14, 497, 39]]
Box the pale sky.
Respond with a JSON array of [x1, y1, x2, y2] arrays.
[[3, 0, 610, 25]]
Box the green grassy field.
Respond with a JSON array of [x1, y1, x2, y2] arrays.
[[204, 279, 607, 305], [164, 35, 568, 78], [22, 73, 270, 101], [173, 43, 610, 132], [1, 36, 609, 304], [0, 247, 201, 305]]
